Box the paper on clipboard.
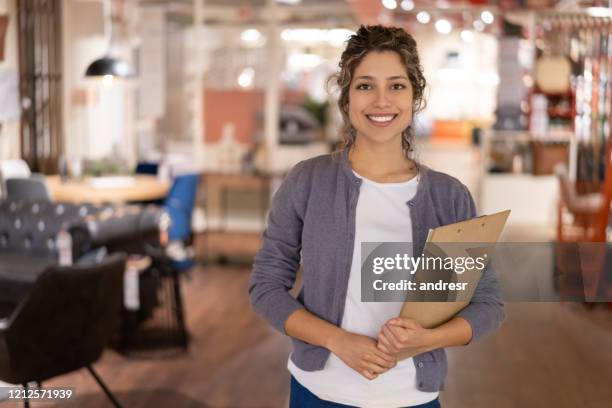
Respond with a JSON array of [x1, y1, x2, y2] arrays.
[[396, 209, 510, 359]]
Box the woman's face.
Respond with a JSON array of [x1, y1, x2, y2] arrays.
[[348, 50, 414, 148]]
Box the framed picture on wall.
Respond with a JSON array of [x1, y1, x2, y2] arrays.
[[0, 15, 8, 61]]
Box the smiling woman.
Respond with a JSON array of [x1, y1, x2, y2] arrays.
[[349, 51, 415, 148], [249, 24, 504, 408], [334, 25, 427, 161]]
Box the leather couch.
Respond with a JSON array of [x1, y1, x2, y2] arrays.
[[0, 199, 169, 318]]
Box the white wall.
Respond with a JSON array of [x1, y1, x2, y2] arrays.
[[62, 0, 136, 164], [414, 29, 499, 125], [480, 174, 559, 227], [0, 0, 20, 160]]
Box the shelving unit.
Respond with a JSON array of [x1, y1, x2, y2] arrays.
[[479, 129, 567, 227]]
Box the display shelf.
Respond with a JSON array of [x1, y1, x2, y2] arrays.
[[479, 129, 567, 228], [482, 129, 570, 176]]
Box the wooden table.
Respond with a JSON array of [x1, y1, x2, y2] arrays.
[[201, 172, 273, 231], [46, 175, 171, 204], [200, 172, 274, 262]]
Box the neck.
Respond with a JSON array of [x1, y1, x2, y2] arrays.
[[349, 137, 415, 180]]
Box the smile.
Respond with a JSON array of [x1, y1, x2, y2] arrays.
[[366, 114, 398, 127]]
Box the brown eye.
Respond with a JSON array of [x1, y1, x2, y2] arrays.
[[391, 83, 406, 90], [356, 83, 372, 90]]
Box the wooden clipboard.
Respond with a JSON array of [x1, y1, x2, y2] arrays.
[[397, 209, 510, 359]]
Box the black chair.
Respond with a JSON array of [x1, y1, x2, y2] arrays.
[[0, 254, 126, 408], [5, 178, 51, 201]]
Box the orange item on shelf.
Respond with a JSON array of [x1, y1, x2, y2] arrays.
[[430, 120, 473, 143]]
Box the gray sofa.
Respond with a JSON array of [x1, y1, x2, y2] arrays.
[[0, 199, 169, 318]]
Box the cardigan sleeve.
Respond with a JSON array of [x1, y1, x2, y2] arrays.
[[248, 161, 306, 334], [454, 184, 506, 342]]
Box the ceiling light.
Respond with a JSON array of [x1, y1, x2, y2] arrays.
[[481, 10, 494, 24], [400, 0, 414, 11], [241, 29, 262, 43], [461, 30, 474, 43], [382, 0, 397, 10], [85, 0, 134, 79], [238, 67, 255, 88], [586, 7, 612, 18], [416, 11, 431, 24], [85, 56, 133, 78], [435, 19, 452, 34], [102, 74, 114, 86], [473, 20, 485, 32]]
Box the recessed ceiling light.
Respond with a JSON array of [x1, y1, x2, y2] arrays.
[[461, 30, 474, 43], [238, 67, 255, 88], [241, 29, 261, 43], [416, 11, 431, 24], [473, 20, 485, 32], [400, 0, 414, 11], [382, 0, 398, 10], [435, 19, 452, 35], [481, 10, 494, 24]]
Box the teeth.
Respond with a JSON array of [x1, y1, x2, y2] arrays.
[[368, 115, 395, 122]]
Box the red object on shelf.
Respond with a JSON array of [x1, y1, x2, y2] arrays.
[[555, 141, 612, 302], [556, 140, 612, 243], [0, 15, 8, 62], [528, 87, 576, 134]]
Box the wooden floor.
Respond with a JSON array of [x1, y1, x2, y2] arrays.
[[2, 265, 612, 408]]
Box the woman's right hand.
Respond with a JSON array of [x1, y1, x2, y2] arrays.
[[327, 330, 397, 380]]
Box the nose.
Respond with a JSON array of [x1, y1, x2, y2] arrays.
[[373, 88, 391, 108]]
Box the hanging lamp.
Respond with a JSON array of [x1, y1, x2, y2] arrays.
[[85, 0, 134, 79]]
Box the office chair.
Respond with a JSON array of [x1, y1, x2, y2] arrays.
[[0, 254, 126, 408]]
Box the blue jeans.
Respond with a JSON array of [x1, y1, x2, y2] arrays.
[[289, 376, 441, 408]]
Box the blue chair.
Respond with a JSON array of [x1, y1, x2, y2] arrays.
[[127, 165, 199, 352], [135, 162, 200, 270], [164, 173, 200, 271], [153, 174, 200, 350]]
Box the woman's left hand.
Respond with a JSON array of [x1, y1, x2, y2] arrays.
[[377, 317, 435, 356]]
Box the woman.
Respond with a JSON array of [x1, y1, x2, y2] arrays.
[[249, 25, 504, 408]]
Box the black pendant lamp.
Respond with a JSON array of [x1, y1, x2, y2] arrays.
[[85, 0, 134, 79], [85, 55, 133, 77]]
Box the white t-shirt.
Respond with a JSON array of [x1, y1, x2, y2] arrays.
[[288, 171, 439, 408]]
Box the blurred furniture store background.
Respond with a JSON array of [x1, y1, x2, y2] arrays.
[[1, 0, 612, 407]]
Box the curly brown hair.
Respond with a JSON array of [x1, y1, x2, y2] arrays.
[[331, 25, 427, 157]]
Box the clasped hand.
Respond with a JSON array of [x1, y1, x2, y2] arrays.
[[329, 318, 431, 381], [377, 317, 431, 356]]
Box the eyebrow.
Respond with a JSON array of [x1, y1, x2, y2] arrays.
[[354, 75, 409, 81]]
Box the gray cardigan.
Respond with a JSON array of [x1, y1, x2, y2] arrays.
[[248, 148, 504, 392]]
